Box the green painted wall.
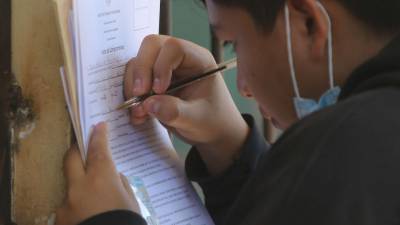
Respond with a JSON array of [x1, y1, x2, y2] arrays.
[[169, 0, 263, 155]]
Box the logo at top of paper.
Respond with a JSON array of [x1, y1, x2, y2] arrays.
[[105, 0, 112, 6]]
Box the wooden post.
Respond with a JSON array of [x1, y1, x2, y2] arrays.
[[8, 0, 72, 224]]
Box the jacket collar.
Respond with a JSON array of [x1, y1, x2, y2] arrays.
[[339, 34, 400, 100]]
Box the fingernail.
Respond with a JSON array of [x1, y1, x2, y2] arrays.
[[93, 123, 100, 133], [91, 124, 98, 132], [134, 105, 145, 116], [150, 101, 161, 114], [153, 78, 161, 92], [89, 125, 98, 139], [133, 78, 142, 94], [96, 122, 107, 131]]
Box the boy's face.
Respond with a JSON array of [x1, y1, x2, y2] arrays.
[[206, 0, 332, 129]]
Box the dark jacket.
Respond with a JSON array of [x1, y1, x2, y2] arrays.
[[79, 35, 400, 225]]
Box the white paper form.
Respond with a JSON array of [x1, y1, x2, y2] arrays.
[[71, 0, 214, 224]]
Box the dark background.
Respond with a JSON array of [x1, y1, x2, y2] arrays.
[[0, 0, 12, 223]]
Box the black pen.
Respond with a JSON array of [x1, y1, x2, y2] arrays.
[[116, 58, 237, 110]]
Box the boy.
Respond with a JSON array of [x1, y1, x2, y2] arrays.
[[56, 0, 400, 224]]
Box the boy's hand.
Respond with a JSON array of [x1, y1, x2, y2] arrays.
[[56, 123, 139, 225], [124, 35, 249, 175]]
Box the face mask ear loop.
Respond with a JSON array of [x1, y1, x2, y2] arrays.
[[316, 2, 335, 90], [285, 4, 301, 98]]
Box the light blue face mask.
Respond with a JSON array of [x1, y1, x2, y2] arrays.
[[285, 2, 341, 119]]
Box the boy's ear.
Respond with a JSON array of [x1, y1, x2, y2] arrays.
[[289, 0, 330, 60]]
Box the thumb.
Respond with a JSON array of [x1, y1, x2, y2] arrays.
[[63, 145, 85, 185], [142, 95, 197, 130], [86, 122, 116, 174]]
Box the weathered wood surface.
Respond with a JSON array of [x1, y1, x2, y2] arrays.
[[10, 0, 71, 224]]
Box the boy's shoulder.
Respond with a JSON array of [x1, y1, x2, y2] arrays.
[[270, 87, 400, 169]]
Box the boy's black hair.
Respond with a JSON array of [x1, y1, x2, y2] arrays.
[[205, 0, 400, 34]]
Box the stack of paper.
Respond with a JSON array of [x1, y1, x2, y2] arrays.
[[53, 0, 214, 224]]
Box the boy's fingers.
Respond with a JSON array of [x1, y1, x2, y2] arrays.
[[152, 38, 185, 94], [132, 104, 147, 117], [125, 35, 165, 98], [143, 95, 199, 130], [130, 104, 150, 125], [63, 145, 85, 184]]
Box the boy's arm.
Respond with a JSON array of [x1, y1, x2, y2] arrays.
[[186, 115, 270, 225]]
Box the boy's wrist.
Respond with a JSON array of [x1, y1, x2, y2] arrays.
[[195, 117, 250, 176]]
